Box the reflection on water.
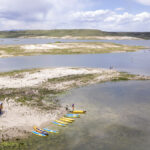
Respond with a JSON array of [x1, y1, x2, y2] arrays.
[[5, 81, 150, 150]]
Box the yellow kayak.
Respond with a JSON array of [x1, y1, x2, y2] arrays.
[[52, 121, 66, 127], [55, 120, 68, 125], [33, 126, 48, 136], [61, 117, 75, 121], [59, 118, 73, 123], [70, 110, 86, 114]]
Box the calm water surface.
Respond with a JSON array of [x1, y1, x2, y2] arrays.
[[0, 38, 150, 46], [0, 50, 150, 75], [7, 81, 150, 150]]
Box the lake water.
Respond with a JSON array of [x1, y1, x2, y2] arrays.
[[6, 80, 150, 150], [0, 38, 150, 47], [0, 49, 150, 75]]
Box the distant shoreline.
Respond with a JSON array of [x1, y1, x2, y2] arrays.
[[17, 35, 142, 40], [0, 41, 145, 58], [0, 29, 150, 39]]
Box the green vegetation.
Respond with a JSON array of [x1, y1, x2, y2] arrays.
[[0, 141, 21, 150], [112, 72, 137, 81], [0, 68, 40, 77], [0, 73, 98, 110], [46, 73, 99, 88], [54, 41, 62, 43], [0, 87, 62, 110], [0, 29, 150, 39], [0, 68, 146, 110], [47, 74, 98, 83]]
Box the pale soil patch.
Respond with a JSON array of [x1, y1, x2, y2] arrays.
[[20, 42, 129, 52], [0, 68, 118, 89], [0, 99, 65, 141], [22, 44, 60, 50], [0, 42, 145, 58], [0, 67, 149, 90], [19, 42, 144, 54], [20, 43, 105, 52]]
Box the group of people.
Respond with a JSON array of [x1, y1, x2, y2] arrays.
[[65, 104, 75, 111], [0, 101, 3, 115]]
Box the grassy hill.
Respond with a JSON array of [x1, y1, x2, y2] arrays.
[[0, 29, 150, 39]]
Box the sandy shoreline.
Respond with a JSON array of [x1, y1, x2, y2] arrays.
[[0, 42, 145, 58], [0, 99, 66, 141], [0, 67, 119, 89], [0, 67, 150, 142], [18, 36, 142, 40]]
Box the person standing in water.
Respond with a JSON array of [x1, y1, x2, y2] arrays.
[[0, 102, 3, 115], [72, 104, 75, 111], [65, 105, 69, 112]]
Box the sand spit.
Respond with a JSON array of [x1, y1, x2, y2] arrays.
[[0, 67, 149, 90], [20, 42, 142, 53], [0, 42, 144, 58], [0, 68, 119, 89]]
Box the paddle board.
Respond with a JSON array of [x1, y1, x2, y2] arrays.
[[65, 114, 80, 118], [52, 121, 66, 127], [59, 118, 73, 123], [43, 128, 58, 133], [70, 110, 86, 114], [32, 131, 46, 137], [33, 126, 49, 136], [61, 117, 75, 121], [55, 120, 68, 125]]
